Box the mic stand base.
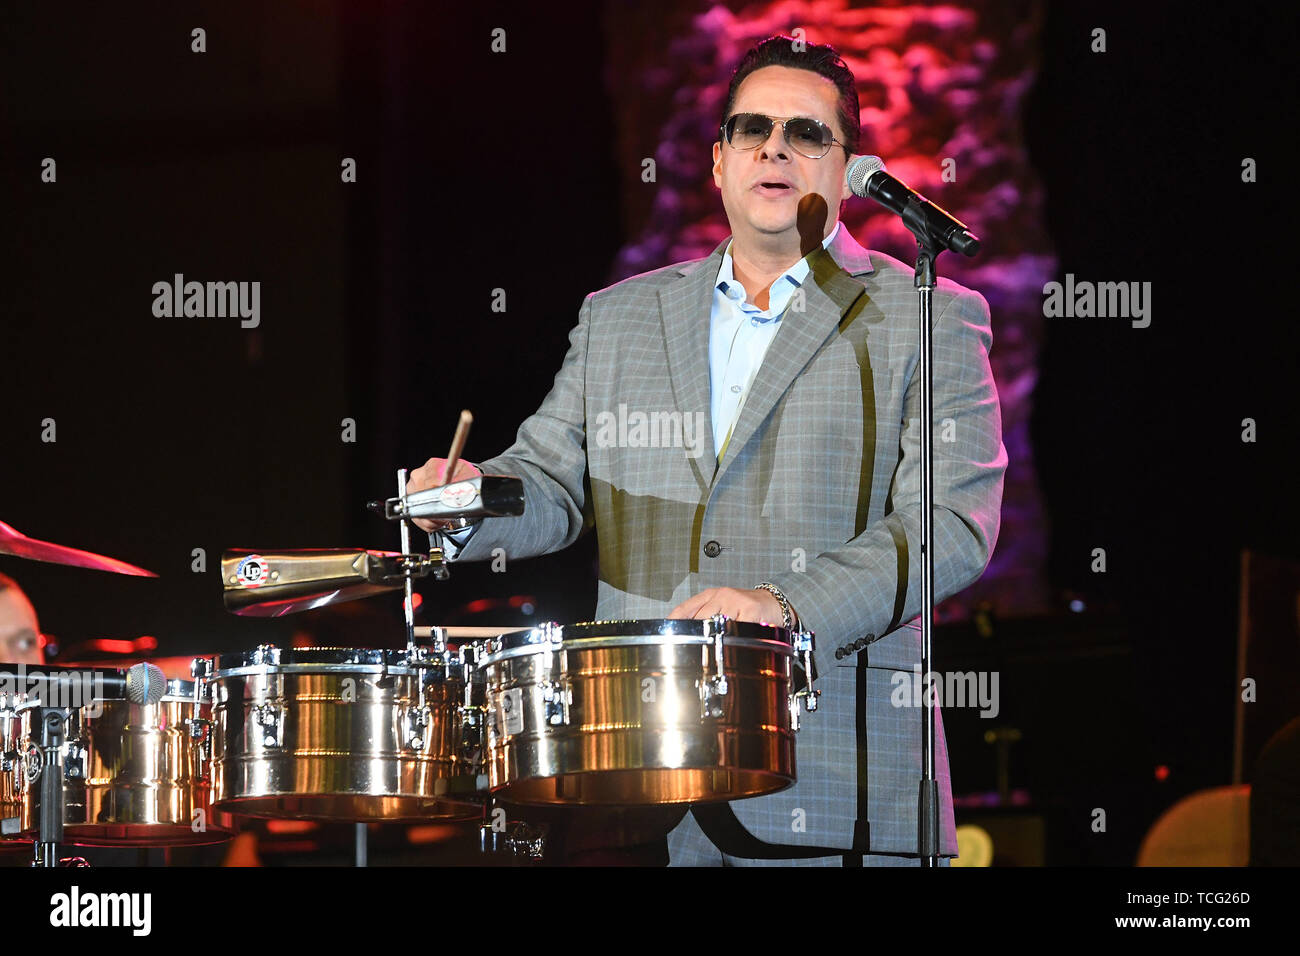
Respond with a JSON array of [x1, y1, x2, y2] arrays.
[[33, 708, 67, 868]]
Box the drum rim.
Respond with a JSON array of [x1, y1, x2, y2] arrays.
[[477, 618, 795, 668], [208, 645, 464, 679], [576, 618, 788, 637]]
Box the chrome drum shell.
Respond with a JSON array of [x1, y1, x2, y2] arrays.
[[18, 680, 233, 846], [0, 695, 25, 840], [477, 620, 800, 805], [206, 646, 485, 821]]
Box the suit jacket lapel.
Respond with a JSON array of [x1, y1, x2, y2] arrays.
[[659, 238, 728, 491], [711, 227, 876, 487]]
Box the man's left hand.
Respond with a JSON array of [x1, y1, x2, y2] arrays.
[[668, 587, 786, 626]]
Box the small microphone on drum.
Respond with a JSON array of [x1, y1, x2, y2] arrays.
[[125, 662, 167, 705]]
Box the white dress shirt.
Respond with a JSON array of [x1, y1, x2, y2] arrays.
[[709, 221, 841, 459]]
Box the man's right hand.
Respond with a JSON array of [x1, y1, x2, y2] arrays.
[[407, 457, 484, 533]]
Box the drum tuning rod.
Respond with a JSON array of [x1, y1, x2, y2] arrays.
[[397, 468, 416, 650], [439, 410, 473, 484]]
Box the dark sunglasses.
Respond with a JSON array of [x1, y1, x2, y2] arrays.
[[720, 112, 847, 160]]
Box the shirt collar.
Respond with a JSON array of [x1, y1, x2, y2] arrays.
[[716, 220, 842, 306]]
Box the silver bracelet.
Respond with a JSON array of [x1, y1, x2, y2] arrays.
[[754, 582, 794, 630]]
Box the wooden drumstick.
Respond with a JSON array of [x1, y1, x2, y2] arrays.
[[438, 409, 473, 484], [414, 625, 531, 639]]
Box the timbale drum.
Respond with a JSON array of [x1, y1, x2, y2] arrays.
[[15, 677, 232, 846], [476, 618, 818, 806], [200, 645, 486, 821]]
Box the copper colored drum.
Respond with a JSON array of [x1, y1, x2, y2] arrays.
[[203, 646, 485, 821], [476, 619, 817, 806], [17, 679, 233, 846], [1, 694, 23, 839]]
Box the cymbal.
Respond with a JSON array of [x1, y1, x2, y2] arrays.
[[0, 520, 157, 577]]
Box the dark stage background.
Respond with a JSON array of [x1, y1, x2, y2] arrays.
[[1, 1, 1296, 865]]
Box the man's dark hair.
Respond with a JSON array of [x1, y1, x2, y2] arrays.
[[0, 572, 19, 593], [719, 35, 860, 157]]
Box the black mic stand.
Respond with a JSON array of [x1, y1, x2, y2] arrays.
[[34, 708, 66, 868], [897, 198, 976, 868]]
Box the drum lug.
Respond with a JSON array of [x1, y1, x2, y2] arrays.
[[699, 613, 729, 718], [185, 715, 214, 762], [789, 630, 820, 731], [460, 643, 480, 714], [536, 623, 570, 726], [252, 703, 285, 748], [63, 743, 85, 781], [0, 698, 15, 773], [404, 705, 431, 751], [186, 715, 212, 741], [458, 642, 485, 752], [700, 683, 725, 720], [541, 681, 571, 726], [190, 656, 214, 716], [460, 703, 482, 754]]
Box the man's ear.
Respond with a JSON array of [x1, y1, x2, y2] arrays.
[[839, 155, 855, 203], [712, 141, 723, 189]]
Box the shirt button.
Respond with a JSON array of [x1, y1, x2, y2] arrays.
[[703, 540, 722, 558], [730, 384, 742, 394]]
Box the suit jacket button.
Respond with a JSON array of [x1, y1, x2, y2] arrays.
[[703, 540, 722, 558]]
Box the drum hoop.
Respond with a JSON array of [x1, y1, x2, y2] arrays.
[[489, 618, 789, 648], [476, 633, 794, 668], [211, 646, 455, 677], [210, 661, 463, 680], [565, 618, 790, 640]]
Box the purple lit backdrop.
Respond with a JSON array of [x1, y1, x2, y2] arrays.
[[603, 0, 1053, 617]]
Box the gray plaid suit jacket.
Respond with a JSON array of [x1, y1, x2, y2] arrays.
[[454, 224, 1006, 858]]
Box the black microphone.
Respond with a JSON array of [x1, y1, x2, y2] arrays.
[[1, 661, 168, 705], [846, 155, 980, 257], [124, 661, 168, 705]]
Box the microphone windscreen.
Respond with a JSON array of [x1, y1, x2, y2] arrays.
[[846, 155, 885, 198], [125, 662, 167, 705]]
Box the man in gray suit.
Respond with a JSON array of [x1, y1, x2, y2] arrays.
[[409, 36, 1005, 865]]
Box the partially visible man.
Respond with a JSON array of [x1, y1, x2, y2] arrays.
[[0, 573, 44, 666]]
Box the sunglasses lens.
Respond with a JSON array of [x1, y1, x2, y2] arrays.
[[784, 119, 831, 157], [727, 113, 774, 149]]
